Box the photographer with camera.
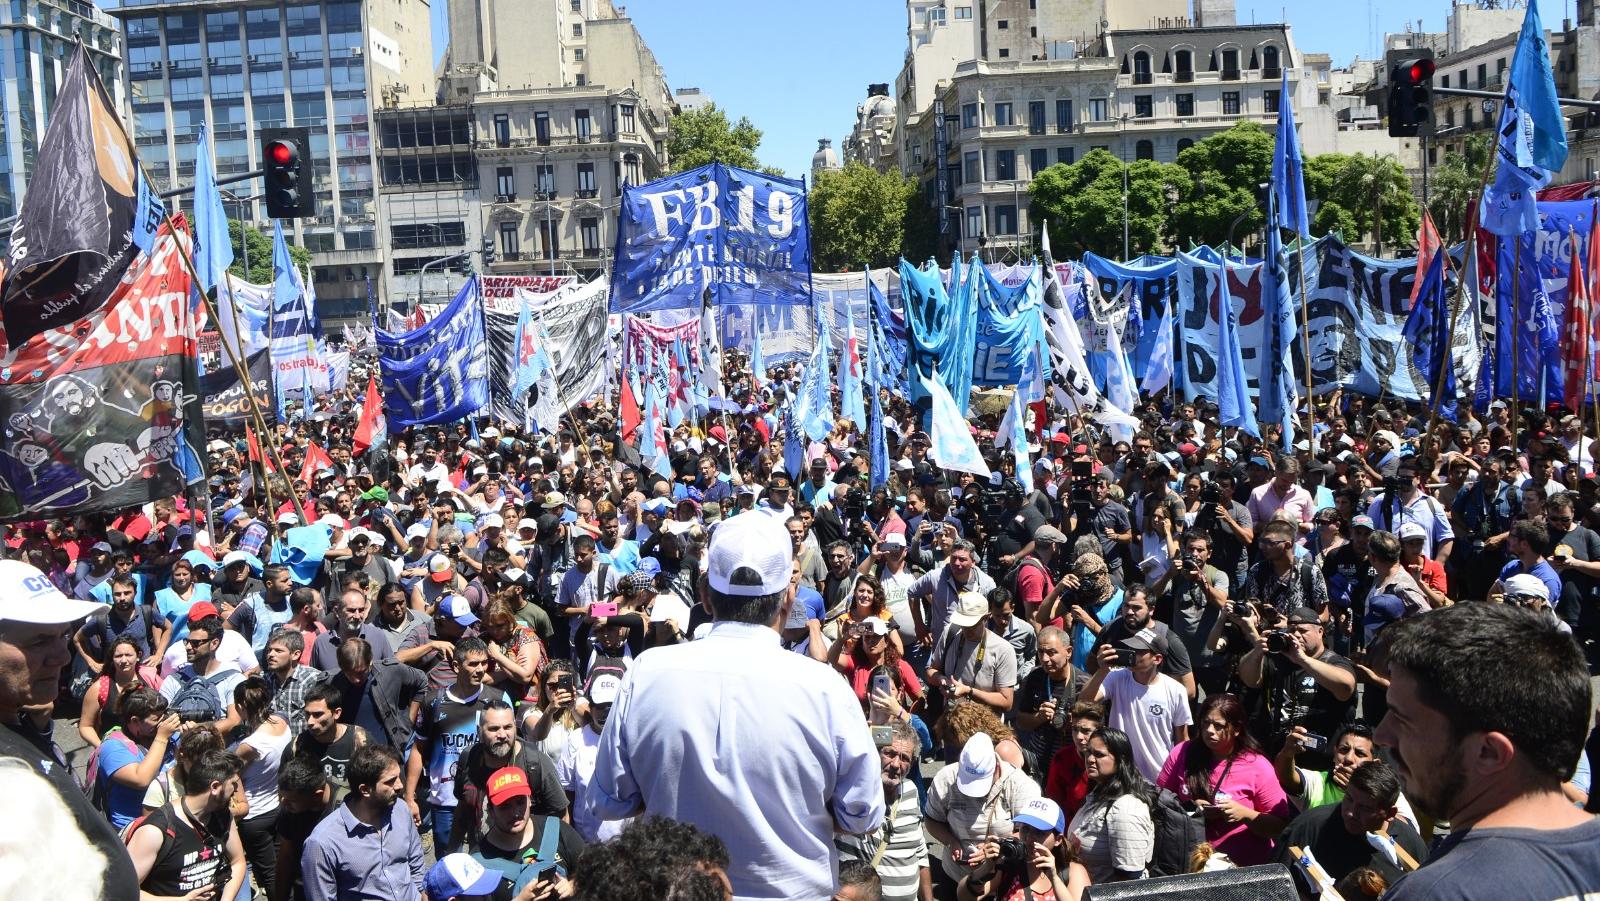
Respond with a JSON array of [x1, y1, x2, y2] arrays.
[[1188, 471, 1254, 591], [1365, 464, 1454, 565], [1072, 474, 1133, 587], [1241, 518, 1330, 617], [925, 732, 1042, 900], [1077, 628, 1191, 781], [956, 797, 1089, 901], [927, 591, 1018, 715], [990, 481, 1046, 574], [1237, 606, 1356, 768], [1152, 531, 1229, 694], [1014, 627, 1090, 781], [1449, 453, 1520, 601]]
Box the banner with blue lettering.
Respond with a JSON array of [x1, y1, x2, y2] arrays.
[[1081, 252, 1178, 379], [973, 264, 1051, 387], [377, 276, 489, 427], [1489, 201, 1597, 406], [718, 302, 816, 366], [609, 163, 811, 316]]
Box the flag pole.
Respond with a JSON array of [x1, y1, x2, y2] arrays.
[[1423, 211, 1461, 442], [220, 272, 277, 518], [165, 210, 307, 523]]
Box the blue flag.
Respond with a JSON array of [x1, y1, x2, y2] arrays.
[[783, 404, 807, 480], [838, 276, 867, 431], [799, 306, 833, 441], [376, 277, 490, 427], [1481, 1, 1569, 236], [1402, 251, 1455, 420], [1271, 69, 1309, 236], [1141, 298, 1175, 396], [924, 372, 991, 478], [868, 321, 889, 491], [511, 299, 549, 399], [749, 316, 766, 392], [641, 376, 672, 479], [1215, 265, 1260, 438], [1259, 202, 1297, 450], [192, 122, 233, 297]]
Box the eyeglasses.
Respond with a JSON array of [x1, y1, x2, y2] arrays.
[[183, 636, 218, 648], [1508, 593, 1545, 605]]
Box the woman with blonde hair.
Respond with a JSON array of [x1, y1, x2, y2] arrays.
[[481, 593, 545, 702], [938, 699, 1025, 769]]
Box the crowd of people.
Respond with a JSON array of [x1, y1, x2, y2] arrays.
[[0, 356, 1599, 901]]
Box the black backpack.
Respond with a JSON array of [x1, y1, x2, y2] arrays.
[[1147, 787, 1207, 877]]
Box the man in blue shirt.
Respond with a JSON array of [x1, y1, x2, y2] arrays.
[[303, 743, 424, 901], [1494, 519, 1563, 608]]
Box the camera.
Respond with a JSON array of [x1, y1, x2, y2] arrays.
[[1265, 630, 1293, 655], [177, 709, 213, 725], [1114, 648, 1137, 668], [1180, 553, 1200, 572], [1230, 600, 1253, 617], [1300, 731, 1328, 752], [871, 725, 894, 746], [994, 837, 1028, 868], [1200, 482, 1223, 505]]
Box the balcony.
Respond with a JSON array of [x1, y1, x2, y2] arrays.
[[495, 193, 517, 203], [1132, 71, 1152, 85], [576, 188, 598, 199], [1262, 66, 1281, 80], [499, 251, 523, 262], [1221, 68, 1241, 81], [1175, 70, 1194, 83]]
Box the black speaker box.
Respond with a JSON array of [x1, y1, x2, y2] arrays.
[[1082, 863, 1299, 901]]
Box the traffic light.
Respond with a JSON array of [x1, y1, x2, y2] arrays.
[[1386, 49, 1436, 138], [482, 236, 495, 265], [260, 126, 314, 219]]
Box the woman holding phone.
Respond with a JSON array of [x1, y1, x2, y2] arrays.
[[1155, 693, 1291, 865]]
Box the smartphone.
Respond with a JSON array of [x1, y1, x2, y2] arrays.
[[870, 671, 894, 698], [1300, 732, 1328, 752], [591, 602, 619, 617]]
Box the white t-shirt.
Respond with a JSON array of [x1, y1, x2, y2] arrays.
[[160, 629, 258, 679], [558, 725, 632, 843], [1100, 668, 1193, 781]]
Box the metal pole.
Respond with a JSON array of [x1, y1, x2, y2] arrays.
[[544, 150, 556, 277], [1121, 116, 1130, 260]]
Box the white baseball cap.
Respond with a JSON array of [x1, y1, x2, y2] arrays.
[[588, 672, 623, 705], [1396, 522, 1426, 541], [405, 523, 430, 542], [956, 732, 998, 797], [705, 510, 794, 597], [1503, 573, 1550, 602], [480, 513, 505, 530], [948, 591, 988, 629], [0, 560, 103, 625]]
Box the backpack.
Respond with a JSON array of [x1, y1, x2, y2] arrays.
[[81, 728, 140, 814], [167, 669, 233, 723], [1004, 556, 1050, 603], [1147, 787, 1207, 877]]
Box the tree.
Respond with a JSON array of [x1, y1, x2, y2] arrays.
[[666, 103, 781, 175], [1031, 149, 1188, 259], [226, 219, 312, 285], [809, 162, 929, 271], [1428, 133, 1492, 244], [1306, 152, 1420, 253], [1169, 122, 1275, 249]]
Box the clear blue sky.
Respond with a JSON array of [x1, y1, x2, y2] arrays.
[[429, 0, 1568, 180]]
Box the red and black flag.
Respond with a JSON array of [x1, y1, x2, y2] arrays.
[[1, 43, 164, 348]]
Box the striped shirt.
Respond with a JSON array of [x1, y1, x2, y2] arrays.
[[835, 778, 927, 901]]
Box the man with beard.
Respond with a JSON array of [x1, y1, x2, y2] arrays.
[[1086, 585, 1194, 697], [1376, 603, 1600, 898], [1273, 759, 1426, 891], [302, 743, 424, 901], [833, 720, 930, 901], [458, 698, 568, 852], [1296, 299, 1356, 389]]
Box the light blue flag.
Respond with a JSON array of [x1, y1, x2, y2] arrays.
[[783, 404, 807, 480], [1259, 202, 1298, 450], [996, 344, 1043, 493], [838, 279, 867, 431], [868, 322, 889, 492], [511, 300, 548, 399], [1271, 68, 1309, 236], [1481, 1, 1569, 236], [1215, 264, 1260, 438], [192, 122, 233, 297], [1142, 298, 1175, 396], [800, 307, 833, 441], [924, 372, 991, 478], [749, 316, 766, 392], [641, 377, 672, 479]]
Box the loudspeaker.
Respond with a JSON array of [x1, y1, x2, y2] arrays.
[[1082, 864, 1298, 901]]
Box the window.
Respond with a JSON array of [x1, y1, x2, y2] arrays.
[[1222, 92, 1240, 115], [998, 49, 1009, 58], [964, 150, 981, 183], [1265, 90, 1281, 113], [500, 222, 520, 258], [1177, 138, 1194, 153], [997, 19, 1008, 29], [1134, 95, 1153, 118], [995, 148, 1015, 180], [574, 48, 584, 61], [993, 103, 1014, 126], [1477, 63, 1487, 88], [966, 206, 983, 238], [1221, 48, 1240, 80], [1029, 101, 1045, 134], [1135, 140, 1153, 161], [623, 153, 641, 186], [1441, 73, 1450, 88], [1132, 51, 1152, 84], [580, 218, 600, 255], [1030, 148, 1048, 175], [536, 164, 556, 195], [537, 219, 558, 259], [995, 204, 1017, 235], [493, 114, 509, 146], [575, 109, 591, 142], [1057, 147, 1074, 164], [391, 222, 466, 249], [571, 0, 582, 9], [575, 74, 586, 87], [577, 162, 596, 196], [1089, 98, 1108, 121], [1262, 45, 1281, 77], [1175, 49, 1194, 82], [1056, 99, 1073, 132], [1445, 107, 1455, 128], [572, 22, 583, 37], [535, 112, 550, 145], [619, 104, 636, 133], [929, 6, 946, 24], [496, 166, 515, 198], [954, 6, 972, 18], [962, 103, 979, 129], [1176, 93, 1194, 117]]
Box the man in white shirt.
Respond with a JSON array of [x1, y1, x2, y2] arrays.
[[557, 672, 631, 842], [1078, 627, 1192, 781], [406, 446, 451, 494], [588, 510, 884, 901]]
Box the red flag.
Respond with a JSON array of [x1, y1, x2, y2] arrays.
[[245, 427, 277, 473], [299, 442, 333, 487], [1409, 213, 1443, 308], [620, 372, 642, 443], [407, 304, 426, 330], [1589, 207, 1600, 408], [352, 374, 384, 456]]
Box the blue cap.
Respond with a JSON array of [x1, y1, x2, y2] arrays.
[[425, 854, 502, 901], [637, 557, 661, 577]]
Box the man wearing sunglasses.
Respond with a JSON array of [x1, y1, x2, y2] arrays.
[[1499, 574, 1571, 634]]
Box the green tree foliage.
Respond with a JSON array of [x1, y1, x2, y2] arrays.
[[1030, 149, 1189, 258], [809, 162, 932, 271], [1306, 152, 1420, 252], [1427, 133, 1492, 244], [227, 219, 312, 286], [666, 103, 781, 175], [1169, 122, 1275, 247]]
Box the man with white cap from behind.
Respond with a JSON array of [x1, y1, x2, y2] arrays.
[[924, 731, 1042, 899], [0, 559, 141, 900], [589, 509, 884, 900], [1501, 572, 1570, 633]]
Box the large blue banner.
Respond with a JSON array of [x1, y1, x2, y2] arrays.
[[1081, 252, 1178, 379], [1490, 201, 1597, 406], [609, 162, 812, 316], [378, 276, 489, 427], [974, 265, 1051, 387]]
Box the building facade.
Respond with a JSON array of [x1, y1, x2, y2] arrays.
[[843, 83, 899, 175], [0, 0, 124, 220], [110, 0, 435, 325]]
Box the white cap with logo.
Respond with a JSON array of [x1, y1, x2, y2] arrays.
[[705, 511, 793, 597], [0, 560, 103, 625]]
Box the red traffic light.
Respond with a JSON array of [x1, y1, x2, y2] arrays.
[[1407, 60, 1436, 82], [267, 141, 295, 166]]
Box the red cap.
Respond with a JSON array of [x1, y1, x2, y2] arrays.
[[1050, 432, 1071, 445], [487, 766, 532, 805], [187, 602, 220, 623], [1071, 444, 1091, 456], [1177, 442, 1200, 456], [709, 425, 727, 444]]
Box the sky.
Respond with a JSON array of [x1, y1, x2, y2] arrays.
[[428, 0, 1569, 181]]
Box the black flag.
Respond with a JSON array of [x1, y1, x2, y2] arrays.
[[1, 43, 162, 348]]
